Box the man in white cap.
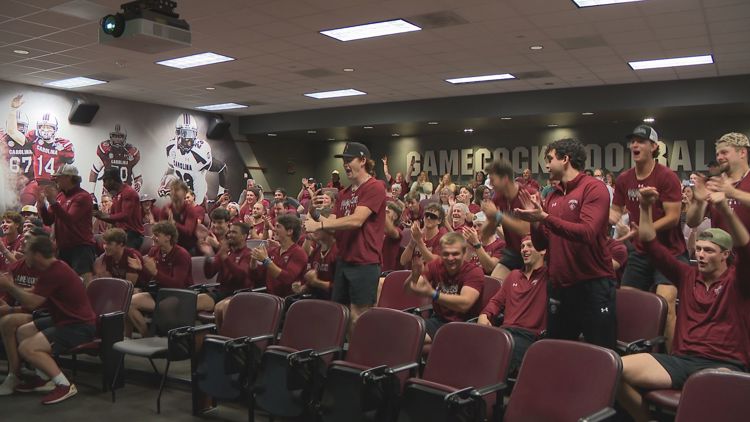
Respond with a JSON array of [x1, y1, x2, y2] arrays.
[[326, 170, 343, 191], [36, 164, 96, 286], [20, 205, 38, 220]]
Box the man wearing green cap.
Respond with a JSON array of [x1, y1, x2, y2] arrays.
[[617, 186, 750, 422]]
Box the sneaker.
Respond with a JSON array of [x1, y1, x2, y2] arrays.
[[0, 375, 18, 396], [15, 376, 55, 393], [41, 384, 77, 405]]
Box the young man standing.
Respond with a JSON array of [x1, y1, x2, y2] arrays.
[[155, 179, 201, 255], [304, 142, 386, 331], [611, 125, 685, 351], [515, 138, 616, 349], [94, 167, 144, 250]]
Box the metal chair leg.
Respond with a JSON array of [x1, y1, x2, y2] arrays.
[[148, 358, 160, 375], [111, 354, 124, 403], [157, 359, 171, 414]]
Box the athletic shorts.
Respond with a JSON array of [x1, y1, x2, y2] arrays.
[[622, 251, 690, 290], [331, 260, 380, 306], [499, 247, 524, 271], [651, 353, 745, 389], [207, 290, 233, 304], [125, 230, 144, 251], [58, 245, 96, 276], [34, 316, 96, 355], [424, 315, 450, 340]]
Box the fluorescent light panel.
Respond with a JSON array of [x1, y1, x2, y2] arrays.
[[446, 73, 515, 84], [156, 52, 234, 69], [573, 0, 645, 7], [320, 19, 421, 41], [44, 77, 107, 89], [195, 103, 247, 111], [304, 89, 366, 99], [629, 55, 713, 70]]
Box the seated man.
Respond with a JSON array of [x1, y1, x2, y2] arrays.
[[404, 232, 483, 343], [126, 221, 192, 337], [198, 222, 253, 328], [617, 187, 750, 422], [477, 237, 547, 372], [297, 223, 337, 300], [196, 207, 231, 257], [250, 214, 307, 298], [0, 236, 96, 404], [0, 211, 25, 271], [92, 228, 141, 285]]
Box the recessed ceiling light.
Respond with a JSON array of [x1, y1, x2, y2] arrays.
[[547, 124, 559, 128], [363, 126, 374, 129], [582, 112, 594, 116], [327, 138, 336, 141], [464, 128, 474, 133], [195, 103, 247, 111], [343, 68, 355, 72], [446, 73, 515, 84], [572, 0, 646, 7], [391, 133, 400, 137], [205, 87, 215, 90], [427, 121, 439, 125], [643, 117, 655, 123], [304, 89, 366, 99], [629, 55, 713, 70], [320, 19, 421, 42], [500, 117, 512, 120], [44, 77, 107, 89], [13, 49, 29, 55], [529, 45, 544, 50], [267, 133, 277, 137], [156, 52, 235, 69], [307, 130, 317, 134]]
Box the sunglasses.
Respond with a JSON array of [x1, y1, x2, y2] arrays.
[[424, 212, 440, 220]]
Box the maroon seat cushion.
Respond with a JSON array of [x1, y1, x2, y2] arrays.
[[645, 389, 681, 410], [197, 311, 215, 323]]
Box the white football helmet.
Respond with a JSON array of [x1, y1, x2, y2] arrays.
[[16, 111, 29, 134], [36, 112, 58, 141], [175, 113, 198, 154], [109, 123, 127, 145]]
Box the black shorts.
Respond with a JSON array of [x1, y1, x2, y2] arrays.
[[125, 230, 144, 251], [34, 316, 96, 355], [499, 247, 524, 271], [504, 326, 537, 373], [622, 251, 690, 290], [547, 277, 617, 350], [651, 353, 745, 389], [58, 245, 96, 275], [207, 290, 233, 304], [424, 315, 450, 339], [331, 260, 380, 306]]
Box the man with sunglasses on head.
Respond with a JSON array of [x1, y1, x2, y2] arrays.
[[304, 142, 386, 333]]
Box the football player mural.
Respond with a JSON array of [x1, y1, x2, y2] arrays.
[[158, 113, 228, 205], [89, 123, 143, 196]]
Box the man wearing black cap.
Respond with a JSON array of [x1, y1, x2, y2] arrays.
[[304, 142, 386, 333], [93, 168, 144, 250], [610, 125, 686, 352]]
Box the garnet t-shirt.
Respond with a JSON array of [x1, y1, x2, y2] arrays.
[[468, 237, 506, 273], [423, 259, 484, 322], [492, 188, 534, 251], [708, 171, 750, 234], [334, 177, 386, 264], [31, 260, 96, 327], [381, 228, 403, 272], [1, 259, 40, 307], [205, 246, 254, 292], [481, 266, 548, 335], [147, 245, 193, 288], [305, 243, 338, 299], [102, 247, 142, 280]]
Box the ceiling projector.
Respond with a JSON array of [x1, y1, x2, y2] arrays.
[[99, 0, 191, 54]]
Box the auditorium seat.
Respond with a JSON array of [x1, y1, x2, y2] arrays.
[[111, 288, 197, 414], [481, 276, 502, 309], [503, 339, 621, 422], [190, 256, 217, 285], [65, 277, 133, 391], [250, 299, 349, 421], [397, 323, 513, 422], [318, 308, 425, 422], [674, 370, 750, 422], [377, 270, 429, 312], [188, 292, 284, 416], [616, 288, 667, 355]]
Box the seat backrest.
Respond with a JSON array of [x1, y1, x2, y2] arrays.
[[152, 288, 198, 336], [376, 271, 429, 311], [423, 323, 513, 389], [675, 370, 750, 422], [140, 235, 154, 255], [87, 277, 133, 316], [346, 308, 424, 369], [504, 339, 622, 422], [191, 256, 217, 284], [220, 292, 284, 340], [481, 276, 502, 309], [616, 288, 667, 343], [278, 299, 349, 353]]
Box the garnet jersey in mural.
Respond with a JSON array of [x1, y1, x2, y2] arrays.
[[164, 137, 213, 203], [1, 132, 34, 182], [91, 141, 142, 188], [25, 129, 75, 181]]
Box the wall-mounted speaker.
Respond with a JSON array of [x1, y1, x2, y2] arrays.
[[68, 98, 100, 124], [206, 116, 231, 139]]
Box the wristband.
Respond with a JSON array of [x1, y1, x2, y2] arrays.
[[473, 242, 482, 249], [262, 257, 272, 267], [432, 289, 440, 302], [495, 211, 504, 226]]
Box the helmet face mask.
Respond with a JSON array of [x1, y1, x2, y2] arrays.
[[16, 111, 29, 134], [36, 113, 58, 141], [110, 124, 127, 145], [177, 134, 195, 153], [174, 113, 198, 154]]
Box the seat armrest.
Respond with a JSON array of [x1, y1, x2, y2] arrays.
[[579, 406, 616, 422], [444, 387, 476, 405], [471, 382, 507, 398], [251, 286, 267, 293], [621, 336, 666, 354], [190, 283, 220, 293], [311, 346, 343, 359], [100, 311, 124, 320], [386, 361, 420, 375], [246, 333, 275, 345], [167, 325, 201, 360]]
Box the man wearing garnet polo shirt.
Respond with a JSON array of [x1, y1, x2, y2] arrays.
[[515, 138, 616, 349], [610, 125, 686, 352], [0, 235, 96, 404], [92, 228, 141, 285], [304, 142, 386, 332], [93, 167, 144, 250], [37, 164, 96, 286], [617, 186, 750, 422], [404, 232, 483, 342]]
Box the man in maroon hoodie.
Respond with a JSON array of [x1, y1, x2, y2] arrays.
[[37, 164, 95, 286], [515, 138, 616, 349], [94, 167, 144, 250], [617, 186, 750, 422]]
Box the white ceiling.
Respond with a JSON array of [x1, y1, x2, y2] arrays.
[[0, 0, 748, 116]]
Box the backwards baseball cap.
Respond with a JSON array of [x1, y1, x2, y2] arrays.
[[331, 169, 340, 174], [21, 205, 38, 214], [53, 163, 79, 177], [697, 228, 733, 251], [716, 132, 750, 148], [626, 125, 658, 143], [334, 142, 370, 159], [140, 193, 156, 203]]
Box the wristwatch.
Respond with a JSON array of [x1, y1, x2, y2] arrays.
[[473, 242, 482, 249]]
